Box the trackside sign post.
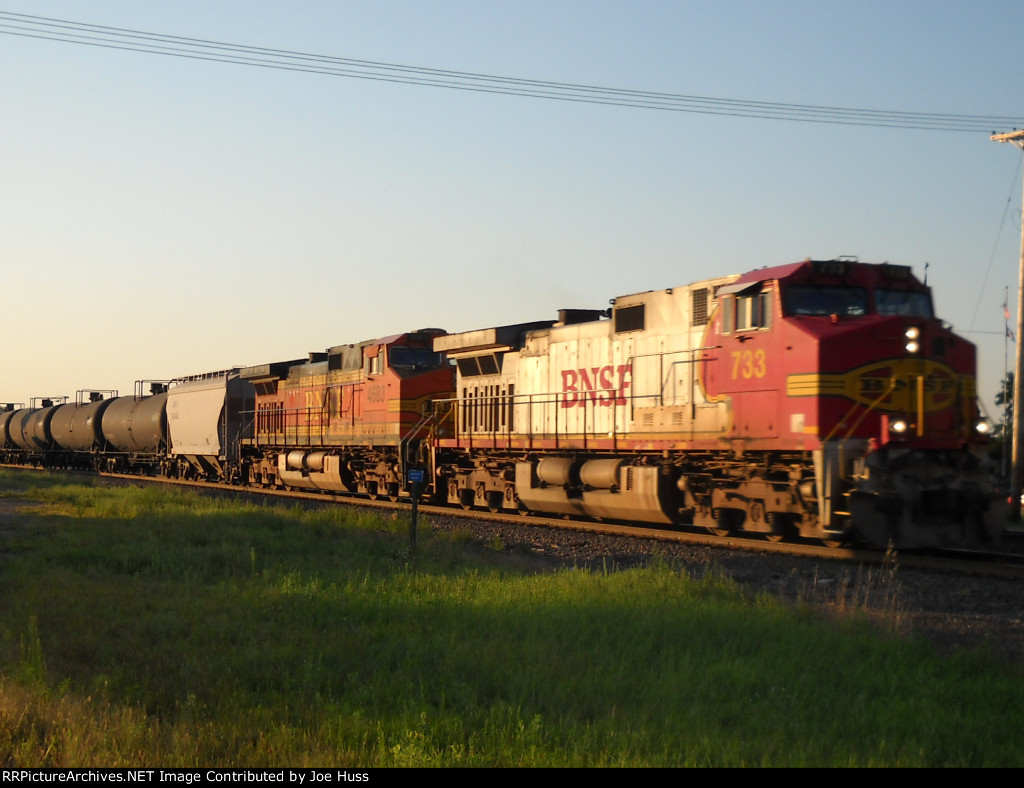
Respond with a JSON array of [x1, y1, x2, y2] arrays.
[[407, 467, 426, 555]]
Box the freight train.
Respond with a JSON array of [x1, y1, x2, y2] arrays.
[[0, 258, 1004, 548]]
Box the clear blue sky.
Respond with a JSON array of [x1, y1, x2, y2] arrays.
[[2, 1, 1023, 420]]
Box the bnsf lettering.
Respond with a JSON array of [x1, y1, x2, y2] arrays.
[[561, 364, 632, 408], [304, 391, 323, 409], [860, 376, 956, 395]]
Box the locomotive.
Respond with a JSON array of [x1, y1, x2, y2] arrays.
[[433, 258, 1001, 548], [240, 329, 452, 498], [0, 258, 1003, 549]]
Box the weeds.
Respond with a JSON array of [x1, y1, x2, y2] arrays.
[[17, 617, 46, 686], [798, 547, 903, 634], [1, 470, 1022, 766]]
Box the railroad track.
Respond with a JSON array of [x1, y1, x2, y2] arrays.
[[51, 469, 1023, 581]]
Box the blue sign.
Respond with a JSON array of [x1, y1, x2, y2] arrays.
[[408, 468, 425, 483]]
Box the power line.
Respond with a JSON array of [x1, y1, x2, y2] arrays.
[[2, 9, 1022, 133], [969, 152, 1023, 334]]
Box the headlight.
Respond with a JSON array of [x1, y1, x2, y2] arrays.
[[905, 326, 920, 354], [890, 419, 908, 434], [976, 420, 991, 434]]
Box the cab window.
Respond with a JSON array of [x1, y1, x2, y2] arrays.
[[875, 289, 933, 318], [784, 286, 867, 317], [722, 288, 772, 332], [366, 350, 383, 375], [389, 347, 443, 368]]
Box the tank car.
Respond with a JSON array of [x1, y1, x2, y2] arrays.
[[48, 391, 116, 468], [0, 404, 23, 461], [431, 258, 1001, 548], [99, 384, 169, 473], [0, 398, 67, 465], [242, 329, 453, 498]]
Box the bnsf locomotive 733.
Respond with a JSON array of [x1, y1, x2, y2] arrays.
[[0, 259, 1002, 548]]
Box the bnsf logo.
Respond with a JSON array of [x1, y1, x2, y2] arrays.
[[860, 376, 956, 395], [561, 364, 632, 408], [786, 358, 969, 414]]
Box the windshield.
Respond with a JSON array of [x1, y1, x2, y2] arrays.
[[389, 347, 443, 368], [875, 289, 933, 318], [784, 286, 868, 317]]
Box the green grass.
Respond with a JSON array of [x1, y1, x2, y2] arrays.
[[1, 468, 1023, 766]]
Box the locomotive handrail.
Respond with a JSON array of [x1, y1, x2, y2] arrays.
[[399, 402, 448, 472], [251, 404, 326, 447], [436, 386, 670, 450], [431, 349, 707, 448]]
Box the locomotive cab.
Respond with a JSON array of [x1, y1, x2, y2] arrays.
[[711, 258, 999, 547]]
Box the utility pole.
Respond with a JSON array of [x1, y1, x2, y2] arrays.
[[991, 130, 1024, 518], [1005, 286, 1012, 483]]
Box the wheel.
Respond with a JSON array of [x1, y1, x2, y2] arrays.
[[387, 483, 400, 502], [764, 512, 792, 543], [708, 508, 738, 538], [486, 491, 504, 513]]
